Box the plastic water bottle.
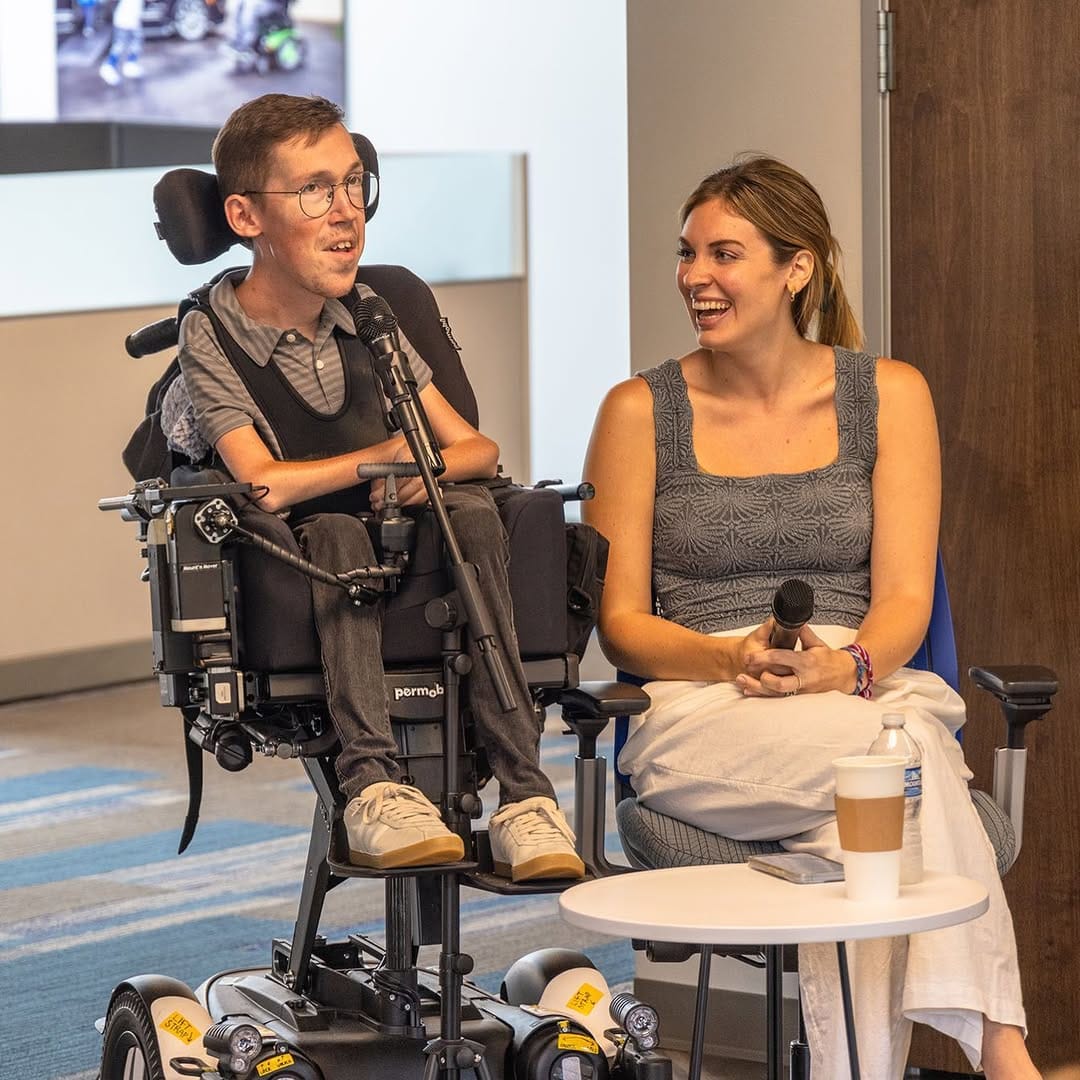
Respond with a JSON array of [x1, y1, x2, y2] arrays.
[[867, 713, 924, 884]]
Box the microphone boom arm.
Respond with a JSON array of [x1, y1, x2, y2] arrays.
[[353, 295, 516, 712]]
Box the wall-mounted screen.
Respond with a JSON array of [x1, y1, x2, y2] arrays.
[[53, 0, 344, 127]]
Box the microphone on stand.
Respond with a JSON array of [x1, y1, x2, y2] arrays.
[[348, 293, 445, 477], [768, 578, 814, 649], [345, 289, 516, 712]]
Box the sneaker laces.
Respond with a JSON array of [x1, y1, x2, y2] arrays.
[[496, 798, 574, 844], [357, 783, 442, 827]]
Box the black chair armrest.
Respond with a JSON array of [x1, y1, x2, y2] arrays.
[[557, 680, 651, 720], [969, 664, 1058, 749], [558, 681, 650, 762]]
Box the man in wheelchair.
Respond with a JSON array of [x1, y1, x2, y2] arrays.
[[162, 92, 584, 883]]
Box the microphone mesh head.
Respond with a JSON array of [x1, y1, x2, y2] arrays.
[[772, 578, 814, 629], [352, 294, 398, 343]]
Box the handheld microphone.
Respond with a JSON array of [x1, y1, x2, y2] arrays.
[[349, 293, 445, 476], [768, 578, 814, 649]]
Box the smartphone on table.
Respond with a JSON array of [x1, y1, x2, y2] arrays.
[[747, 852, 844, 884]]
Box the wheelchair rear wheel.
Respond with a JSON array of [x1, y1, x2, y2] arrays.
[[100, 990, 166, 1080]]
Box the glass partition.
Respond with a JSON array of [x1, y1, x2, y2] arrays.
[[0, 150, 524, 317]]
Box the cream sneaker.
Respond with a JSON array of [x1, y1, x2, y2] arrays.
[[488, 796, 585, 882], [344, 782, 465, 869]]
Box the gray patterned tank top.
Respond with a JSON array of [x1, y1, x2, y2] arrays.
[[641, 347, 877, 633]]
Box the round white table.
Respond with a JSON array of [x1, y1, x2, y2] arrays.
[[559, 866, 988, 1080]]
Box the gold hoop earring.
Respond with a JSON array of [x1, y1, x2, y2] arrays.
[[789, 287, 798, 303]]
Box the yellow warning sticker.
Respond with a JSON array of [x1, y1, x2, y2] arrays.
[[159, 1011, 200, 1045], [557, 1033, 600, 1054], [564, 982, 604, 1016], [256, 1053, 296, 1076]]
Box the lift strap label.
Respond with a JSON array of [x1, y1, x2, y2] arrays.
[[564, 982, 604, 1016], [159, 1011, 200, 1045]]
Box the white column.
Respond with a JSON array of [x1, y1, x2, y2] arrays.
[[0, 0, 58, 120], [350, 2, 630, 486]]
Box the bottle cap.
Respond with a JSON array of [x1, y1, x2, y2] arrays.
[[882, 713, 906, 728]]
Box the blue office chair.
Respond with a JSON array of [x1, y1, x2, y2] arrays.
[[608, 554, 1057, 1079]]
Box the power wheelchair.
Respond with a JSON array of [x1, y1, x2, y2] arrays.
[[95, 134, 658, 1080]]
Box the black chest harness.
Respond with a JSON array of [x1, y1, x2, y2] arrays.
[[194, 293, 391, 520]]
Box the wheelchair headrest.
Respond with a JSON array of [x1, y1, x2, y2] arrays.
[[153, 131, 380, 266]]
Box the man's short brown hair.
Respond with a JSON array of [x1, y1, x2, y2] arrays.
[[212, 94, 346, 200]]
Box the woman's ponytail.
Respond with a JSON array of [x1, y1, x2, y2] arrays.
[[813, 246, 862, 351]]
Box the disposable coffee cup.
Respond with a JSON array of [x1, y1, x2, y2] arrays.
[[833, 755, 906, 902]]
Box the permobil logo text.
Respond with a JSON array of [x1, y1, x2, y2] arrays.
[[394, 684, 445, 701]]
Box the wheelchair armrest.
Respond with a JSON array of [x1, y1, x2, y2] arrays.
[[969, 664, 1057, 749]]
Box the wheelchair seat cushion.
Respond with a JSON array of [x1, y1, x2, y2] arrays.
[[234, 484, 570, 672]]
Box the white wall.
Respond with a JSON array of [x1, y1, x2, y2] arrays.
[[0, 0, 55, 119], [627, 0, 864, 375], [349, 2, 630, 487]]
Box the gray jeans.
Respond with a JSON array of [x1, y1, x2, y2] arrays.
[[295, 484, 554, 806]]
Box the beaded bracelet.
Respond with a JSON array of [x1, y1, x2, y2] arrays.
[[840, 642, 874, 699]]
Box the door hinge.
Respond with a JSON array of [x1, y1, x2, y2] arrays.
[[877, 9, 896, 93]]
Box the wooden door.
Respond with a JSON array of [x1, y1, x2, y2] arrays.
[[889, 0, 1080, 1070]]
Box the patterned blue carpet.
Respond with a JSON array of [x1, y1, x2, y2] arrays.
[[0, 688, 632, 1080]]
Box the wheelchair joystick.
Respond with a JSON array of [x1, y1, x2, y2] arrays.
[[355, 462, 419, 557], [194, 498, 239, 545]]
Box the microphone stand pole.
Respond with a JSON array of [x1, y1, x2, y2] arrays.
[[370, 350, 516, 713]]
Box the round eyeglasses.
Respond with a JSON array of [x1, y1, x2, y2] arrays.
[[242, 172, 379, 219]]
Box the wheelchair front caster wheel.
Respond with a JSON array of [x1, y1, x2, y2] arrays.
[[100, 990, 167, 1080]]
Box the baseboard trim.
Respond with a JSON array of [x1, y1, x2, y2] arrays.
[[0, 640, 152, 703], [635, 977, 800, 1063]]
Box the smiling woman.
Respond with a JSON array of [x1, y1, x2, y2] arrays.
[[675, 155, 861, 353], [582, 155, 1042, 1078]]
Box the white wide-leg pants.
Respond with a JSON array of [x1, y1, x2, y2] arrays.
[[618, 626, 1026, 1078]]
